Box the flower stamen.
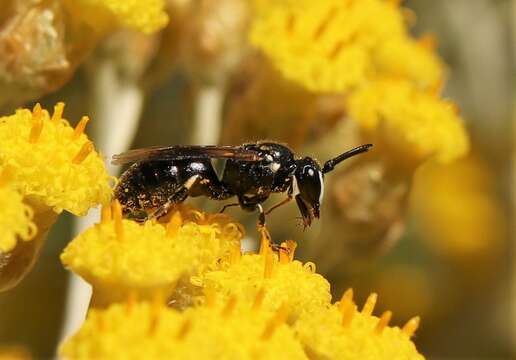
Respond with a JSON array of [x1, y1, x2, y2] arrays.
[[112, 200, 124, 240], [100, 204, 112, 224], [29, 103, 44, 144], [72, 142, 94, 164], [221, 295, 237, 318], [261, 303, 289, 341], [286, 13, 295, 33], [340, 298, 355, 327], [375, 311, 392, 334], [313, 8, 337, 40], [361, 293, 378, 316], [73, 116, 90, 140], [175, 318, 192, 340], [51, 102, 65, 123], [402, 316, 420, 337], [264, 252, 275, 279], [252, 288, 266, 311]]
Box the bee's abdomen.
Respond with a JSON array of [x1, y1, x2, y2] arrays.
[[114, 161, 184, 215]]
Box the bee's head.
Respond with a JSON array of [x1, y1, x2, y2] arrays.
[[294, 157, 324, 227], [292, 144, 373, 228]]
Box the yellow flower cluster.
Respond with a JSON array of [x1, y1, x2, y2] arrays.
[[63, 0, 169, 34], [61, 203, 243, 306], [197, 249, 331, 318], [60, 298, 307, 360], [0, 103, 112, 215], [0, 174, 36, 253], [250, 0, 442, 93], [295, 290, 423, 359], [0, 103, 111, 291], [347, 78, 469, 163], [60, 211, 424, 359], [251, 0, 469, 165]]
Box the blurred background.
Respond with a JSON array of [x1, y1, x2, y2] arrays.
[[0, 0, 514, 358]]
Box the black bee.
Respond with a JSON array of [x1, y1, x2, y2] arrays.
[[113, 142, 372, 227]]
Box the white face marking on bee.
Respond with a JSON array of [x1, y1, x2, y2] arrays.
[[308, 168, 315, 177], [268, 162, 281, 173], [184, 175, 200, 189], [318, 170, 324, 204]]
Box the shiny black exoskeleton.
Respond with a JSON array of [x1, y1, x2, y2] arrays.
[[113, 142, 372, 227]]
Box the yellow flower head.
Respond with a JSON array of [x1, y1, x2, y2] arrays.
[[60, 298, 307, 360], [294, 290, 424, 359], [250, 0, 406, 93], [0, 103, 112, 216], [411, 156, 506, 264], [0, 179, 36, 253], [347, 78, 469, 163], [374, 34, 445, 89], [63, 0, 169, 34], [196, 234, 331, 317], [61, 203, 243, 306]]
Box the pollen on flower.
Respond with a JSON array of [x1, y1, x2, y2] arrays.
[[0, 174, 37, 253], [347, 77, 470, 164], [60, 300, 307, 359], [0, 104, 112, 216], [250, 0, 407, 93], [62, 0, 169, 34], [61, 206, 243, 307], [294, 291, 424, 359]]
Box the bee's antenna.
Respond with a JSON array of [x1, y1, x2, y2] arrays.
[[322, 144, 373, 174]]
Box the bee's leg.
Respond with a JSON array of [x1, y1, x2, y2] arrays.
[[257, 204, 266, 227], [219, 202, 240, 213], [265, 195, 293, 215], [146, 188, 189, 221]]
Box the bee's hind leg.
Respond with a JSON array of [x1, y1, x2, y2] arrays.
[[147, 188, 189, 222]]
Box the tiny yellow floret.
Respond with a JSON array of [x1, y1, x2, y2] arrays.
[[63, 0, 169, 34], [347, 78, 470, 163], [0, 104, 112, 215]]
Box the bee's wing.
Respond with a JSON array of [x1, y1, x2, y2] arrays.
[[112, 145, 262, 165]]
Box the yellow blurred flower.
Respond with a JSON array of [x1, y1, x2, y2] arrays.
[[60, 298, 307, 360], [411, 155, 506, 265], [63, 0, 169, 34], [0, 178, 36, 253], [347, 78, 469, 164], [250, 0, 406, 93], [374, 34, 445, 89], [61, 203, 243, 307], [295, 290, 424, 359]]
